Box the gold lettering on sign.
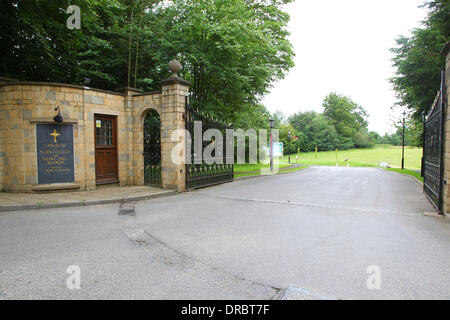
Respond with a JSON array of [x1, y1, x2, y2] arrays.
[[50, 129, 61, 143], [37, 124, 75, 184]]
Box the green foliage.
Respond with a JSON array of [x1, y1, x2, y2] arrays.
[[354, 129, 376, 149], [288, 111, 340, 152], [169, 0, 295, 122], [406, 118, 424, 147], [369, 132, 382, 144], [322, 93, 369, 149], [232, 104, 271, 130], [390, 0, 449, 119], [0, 0, 149, 87], [377, 118, 422, 147], [271, 111, 286, 129], [0, 0, 294, 126], [232, 104, 272, 164], [278, 124, 300, 155], [288, 93, 373, 152], [379, 129, 407, 146]]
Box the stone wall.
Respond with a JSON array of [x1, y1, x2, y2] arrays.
[[0, 77, 189, 193]]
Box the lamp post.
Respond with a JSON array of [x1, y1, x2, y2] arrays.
[[402, 111, 406, 170], [53, 106, 63, 123], [83, 78, 91, 87], [269, 119, 274, 172], [288, 130, 292, 164], [421, 111, 426, 177]]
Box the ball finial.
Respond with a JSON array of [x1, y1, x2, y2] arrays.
[[168, 60, 182, 77]]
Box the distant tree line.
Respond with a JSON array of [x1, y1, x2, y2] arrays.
[[277, 93, 382, 155]]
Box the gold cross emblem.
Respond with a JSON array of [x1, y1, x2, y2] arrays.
[[50, 129, 60, 143]]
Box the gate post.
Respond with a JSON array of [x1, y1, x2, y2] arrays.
[[160, 61, 190, 192], [441, 42, 450, 218]]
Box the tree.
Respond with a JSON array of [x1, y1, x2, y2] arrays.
[[379, 128, 413, 147], [390, 0, 449, 119], [369, 132, 382, 144], [0, 0, 137, 88], [271, 110, 286, 129], [0, 0, 295, 126], [278, 124, 301, 156], [310, 115, 340, 152], [354, 129, 376, 149], [289, 111, 340, 152], [405, 118, 424, 147], [322, 93, 369, 149], [164, 0, 295, 123]]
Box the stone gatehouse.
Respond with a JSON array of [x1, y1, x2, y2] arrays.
[[0, 71, 190, 193]]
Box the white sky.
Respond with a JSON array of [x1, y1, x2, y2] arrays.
[[262, 0, 428, 135]]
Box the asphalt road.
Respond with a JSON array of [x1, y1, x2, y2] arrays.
[[1, 167, 449, 300]]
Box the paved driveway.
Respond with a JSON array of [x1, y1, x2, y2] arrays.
[[0, 167, 449, 299]]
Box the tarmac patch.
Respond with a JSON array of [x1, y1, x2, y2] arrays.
[[119, 203, 135, 216]]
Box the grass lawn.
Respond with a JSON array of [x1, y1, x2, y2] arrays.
[[281, 145, 423, 170], [234, 163, 292, 173], [234, 165, 309, 178], [233, 145, 423, 181], [384, 168, 424, 182]]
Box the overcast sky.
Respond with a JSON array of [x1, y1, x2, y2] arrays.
[[262, 0, 428, 135]]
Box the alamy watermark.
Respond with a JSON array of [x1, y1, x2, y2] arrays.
[[366, 265, 381, 290], [66, 5, 81, 30], [170, 122, 281, 174], [66, 265, 81, 290]]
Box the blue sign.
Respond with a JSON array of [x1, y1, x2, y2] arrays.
[[263, 142, 284, 157], [36, 124, 75, 184], [273, 142, 283, 157]]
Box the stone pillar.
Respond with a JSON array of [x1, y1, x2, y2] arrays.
[[116, 87, 143, 186], [160, 61, 190, 192], [442, 42, 450, 219]]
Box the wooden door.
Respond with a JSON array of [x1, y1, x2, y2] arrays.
[[95, 115, 118, 184]]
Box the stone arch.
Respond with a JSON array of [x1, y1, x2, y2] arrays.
[[143, 109, 161, 186], [133, 100, 162, 187], [137, 105, 162, 123]]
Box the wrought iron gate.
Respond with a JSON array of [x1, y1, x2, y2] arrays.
[[144, 109, 161, 186], [185, 97, 234, 189], [423, 71, 446, 211]]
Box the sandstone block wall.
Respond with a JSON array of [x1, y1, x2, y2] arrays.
[[0, 78, 188, 193]]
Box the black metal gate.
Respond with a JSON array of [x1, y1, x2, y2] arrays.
[[185, 97, 234, 189], [144, 109, 161, 186], [423, 71, 446, 211]]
